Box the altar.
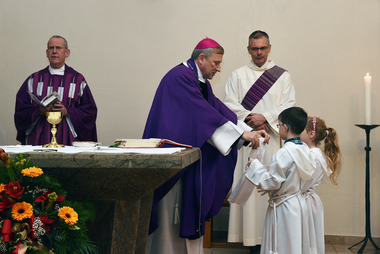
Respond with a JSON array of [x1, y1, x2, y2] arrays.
[[3, 146, 200, 254]]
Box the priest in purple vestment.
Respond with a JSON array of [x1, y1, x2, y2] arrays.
[[14, 35, 97, 146], [143, 38, 270, 254]]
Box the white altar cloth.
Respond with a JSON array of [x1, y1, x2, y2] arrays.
[[0, 145, 186, 155]]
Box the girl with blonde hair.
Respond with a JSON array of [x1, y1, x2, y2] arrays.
[[300, 116, 342, 254]]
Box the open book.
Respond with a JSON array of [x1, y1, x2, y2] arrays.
[[28, 91, 61, 108], [110, 138, 193, 148]]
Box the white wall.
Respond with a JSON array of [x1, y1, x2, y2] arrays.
[[1, 0, 379, 238]]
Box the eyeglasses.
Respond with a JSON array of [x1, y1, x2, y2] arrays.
[[276, 123, 285, 128], [47, 46, 66, 51], [249, 46, 269, 52]]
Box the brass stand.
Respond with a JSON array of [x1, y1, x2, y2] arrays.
[[43, 112, 65, 148]]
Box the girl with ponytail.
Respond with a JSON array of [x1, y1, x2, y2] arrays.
[[300, 116, 342, 254]]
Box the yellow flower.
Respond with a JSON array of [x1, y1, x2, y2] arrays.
[[22, 167, 43, 177], [58, 206, 78, 225], [12, 202, 33, 221]]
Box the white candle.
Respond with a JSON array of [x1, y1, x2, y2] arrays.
[[364, 73, 372, 125]]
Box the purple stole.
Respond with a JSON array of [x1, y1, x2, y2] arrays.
[[241, 65, 286, 110]]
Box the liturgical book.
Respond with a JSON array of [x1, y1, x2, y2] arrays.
[[110, 138, 193, 149], [28, 91, 61, 108]]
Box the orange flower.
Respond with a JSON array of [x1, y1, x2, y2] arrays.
[[12, 202, 33, 221], [0, 183, 5, 193], [58, 206, 78, 225], [22, 167, 44, 177]]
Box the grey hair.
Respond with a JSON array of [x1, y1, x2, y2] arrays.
[[47, 35, 68, 49], [191, 46, 224, 60]]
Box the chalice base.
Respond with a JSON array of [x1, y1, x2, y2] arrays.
[[43, 143, 65, 148]]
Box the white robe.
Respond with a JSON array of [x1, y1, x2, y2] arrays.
[[233, 142, 315, 254], [301, 147, 332, 254], [224, 60, 296, 246]]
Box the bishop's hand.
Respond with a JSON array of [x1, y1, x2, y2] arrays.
[[241, 129, 270, 149]]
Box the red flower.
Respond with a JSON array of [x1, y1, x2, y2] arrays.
[[0, 149, 10, 168], [4, 181, 25, 200], [0, 193, 12, 212], [35, 190, 65, 203], [40, 215, 55, 234]]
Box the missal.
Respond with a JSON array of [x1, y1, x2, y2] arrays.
[[28, 91, 61, 108], [110, 138, 193, 148]]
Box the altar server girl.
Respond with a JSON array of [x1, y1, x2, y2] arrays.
[[300, 116, 342, 254]]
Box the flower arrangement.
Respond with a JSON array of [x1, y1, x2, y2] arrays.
[[0, 148, 99, 254]]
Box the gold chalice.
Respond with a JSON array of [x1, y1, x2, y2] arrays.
[[43, 112, 65, 148]]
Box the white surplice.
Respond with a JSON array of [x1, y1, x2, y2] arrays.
[[224, 60, 296, 246], [237, 142, 315, 254], [301, 147, 332, 254]]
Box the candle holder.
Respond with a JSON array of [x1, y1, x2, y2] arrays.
[[348, 124, 380, 253]]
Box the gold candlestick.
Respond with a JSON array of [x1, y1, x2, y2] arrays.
[[43, 112, 65, 148]]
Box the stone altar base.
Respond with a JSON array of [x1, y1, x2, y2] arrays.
[[10, 148, 200, 254]]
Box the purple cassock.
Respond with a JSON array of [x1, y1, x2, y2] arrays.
[[143, 59, 238, 239], [14, 65, 97, 145]]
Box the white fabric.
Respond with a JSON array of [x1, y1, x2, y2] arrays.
[[79, 81, 87, 97], [37, 82, 43, 96], [240, 142, 315, 254], [228, 138, 266, 205], [283, 143, 315, 180], [207, 120, 247, 156], [228, 171, 255, 206], [57, 86, 64, 100], [146, 180, 205, 254], [224, 60, 296, 246], [248, 137, 266, 162], [224, 60, 296, 128], [49, 65, 65, 75], [27, 78, 34, 94], [0, 145, 186, 154], [301, 147, 332, 254]]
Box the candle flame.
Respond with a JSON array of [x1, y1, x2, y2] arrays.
[[367, 73, 369, 76]]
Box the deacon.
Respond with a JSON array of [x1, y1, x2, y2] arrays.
[[224, 30, 296, 253], [143, 37, 270, 254], [14, 35, 98, 145]]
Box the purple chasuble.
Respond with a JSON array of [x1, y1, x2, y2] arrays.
[[143, 59, 238, 239], [241, 65, 286, 110], [14, 65, 98, 145]]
